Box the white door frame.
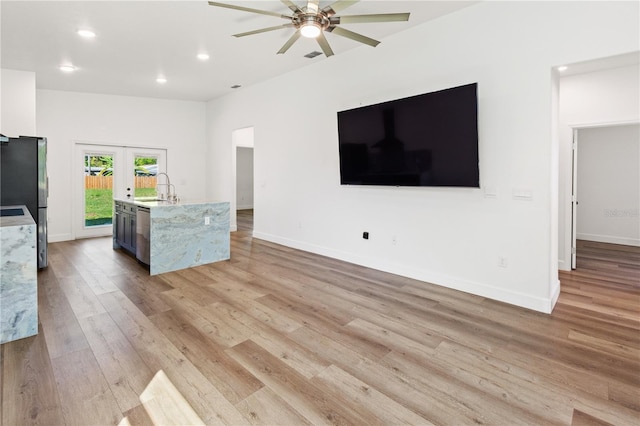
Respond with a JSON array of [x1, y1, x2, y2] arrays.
[[74, 142, 166, 239], [568, 120, 639, 269], [570, 129, 578, 269]]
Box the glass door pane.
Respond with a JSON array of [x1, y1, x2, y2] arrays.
[[133, 156, 158, 198], [125, 148, 166, 201], [75, 144, 124, 239], [84, 153, 114, 227]]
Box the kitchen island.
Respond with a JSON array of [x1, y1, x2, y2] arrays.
[[0, 205, 38, 344], [113, 199, 230, 275]]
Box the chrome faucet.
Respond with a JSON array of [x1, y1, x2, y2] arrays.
[[156, 172, 177, 202]]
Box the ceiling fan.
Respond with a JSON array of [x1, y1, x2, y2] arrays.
[[208, 0, 410, 57]]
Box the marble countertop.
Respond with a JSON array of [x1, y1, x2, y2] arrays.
[[114, 198, 228, 208], [0, 205, 35, 228]]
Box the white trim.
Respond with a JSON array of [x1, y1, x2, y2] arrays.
[[253, 231, 558, 314], [560, 119, 640, 274], [577, 233, 640, 247], [568, 119, 639, 130], [48, 233, 73, 243]]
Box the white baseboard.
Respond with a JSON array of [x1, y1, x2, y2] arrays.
[[253, 231, 558, 314], [230, 224, 238, 232], [557, 259, 571, 272], [549, 278, 561, 313], [48, 233, 73, 243], [577, 233, 640, 247], [236, 205, 254, 210]]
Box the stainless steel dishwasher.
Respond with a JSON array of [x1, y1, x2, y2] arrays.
[[136, 207, 151, 265]]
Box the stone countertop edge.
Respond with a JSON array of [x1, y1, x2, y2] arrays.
[[0, 205, 35, 227], [114, 198, 229, 208]]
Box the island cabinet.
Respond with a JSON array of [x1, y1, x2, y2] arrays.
[[113, 198, 230, 275], [113, 200, 136, 255], [1, 205, 38, 344]]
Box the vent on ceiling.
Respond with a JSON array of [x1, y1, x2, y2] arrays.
[[304, 51, 322, 59]]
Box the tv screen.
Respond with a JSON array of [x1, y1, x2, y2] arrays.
[[337, 83, 479, 187]]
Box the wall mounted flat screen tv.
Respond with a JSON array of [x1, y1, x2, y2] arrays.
[[337, 83, 479, 187]]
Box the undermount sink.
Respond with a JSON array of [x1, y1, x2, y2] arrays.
[[0, 208, 25, 217]]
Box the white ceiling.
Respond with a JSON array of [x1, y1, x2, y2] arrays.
[[1, 1, 478, 102]]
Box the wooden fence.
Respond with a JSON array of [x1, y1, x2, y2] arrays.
[[85, 176, 157, 190]]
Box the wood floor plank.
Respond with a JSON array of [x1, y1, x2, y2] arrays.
[[227, 339, 379, 426], [50, 348, 123, 426], [37, 270, 90, 359], [77, 312, 155, 413], [2, 217, 639, 425], [311, 364, 433, 425], [98, 290, 250, 425], [148, 308, 264, 405], [1, 325, 65, 426], [234, 387, 313, 426]]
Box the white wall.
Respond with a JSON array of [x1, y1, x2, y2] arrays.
[[37, 89, 207, 242], [1, 69, 36, 136], [206, 1, 639, 313], [558, 64, 640, 269], [576, 125, 639, 246], [236, 147, 254, 210]]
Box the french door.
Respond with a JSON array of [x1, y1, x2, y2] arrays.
[[75, 143, 166, 239]]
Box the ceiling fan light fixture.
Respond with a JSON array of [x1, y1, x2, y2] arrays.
[[300, 22, 321, 38]]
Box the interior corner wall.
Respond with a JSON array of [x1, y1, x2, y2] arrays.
[[206, 1, 639, 313], [36, 89, 207, 242], [1, 69, 36, 137], [558, 64, 640, 270]]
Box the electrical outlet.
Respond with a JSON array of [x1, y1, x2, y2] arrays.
[[204, 216, 210, 225], [498, 256, 508, 268]]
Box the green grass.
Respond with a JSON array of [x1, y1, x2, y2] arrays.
[[85, 187, 157, 227], [135, 187, 157, 198], [85, 189, 113, 226]]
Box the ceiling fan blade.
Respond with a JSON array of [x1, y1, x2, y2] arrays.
[[233, 24, 294, 38], [280, 0, 302, 13], [306, 0, 320, 13], [331, 13, 410, 24], [208, 1, 292, 20], [327, 26, 380, 47], [316, 32, 334, 57], [277, 30, 301, 54], [322, 0, 359, 16]]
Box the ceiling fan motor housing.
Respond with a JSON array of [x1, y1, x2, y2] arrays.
[[294, 11, 330, 32]]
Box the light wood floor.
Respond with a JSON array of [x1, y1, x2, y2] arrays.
[[1, 217, 638, 425]]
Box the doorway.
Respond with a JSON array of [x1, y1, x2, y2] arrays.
[[75, 143, 166, 239], [570, 123, 640, 269], [232, 127, 255, 233]]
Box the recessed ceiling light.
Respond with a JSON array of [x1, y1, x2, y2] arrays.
[[77, 29, 96, 38], [156, 76, 167, 84], [59, 64, 76, 72], [557, 66, 568, 72], [197, 53, 210, 61]]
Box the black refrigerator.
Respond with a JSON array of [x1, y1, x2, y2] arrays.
[[0, 135, 48, 268]]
